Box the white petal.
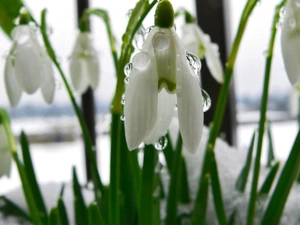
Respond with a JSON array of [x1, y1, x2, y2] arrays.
[[14, 39, 44, 94], [41, 58, 55, 104], [4, 57, 22, 107], [182, 24, 202, 56], [174, 30, 203, 154], [124, 52, 158, 150], [144, 89, 176, 144], [0, 125, 11, 177], [70, 57, 90, 94], [281, 4, 300, 88], [87, 56, 100, 90]]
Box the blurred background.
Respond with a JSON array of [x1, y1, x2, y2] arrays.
[[0, 0, 298, 193]]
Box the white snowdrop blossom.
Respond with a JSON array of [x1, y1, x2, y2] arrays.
[[182, 23, 224, 83], [281, 0, 300, 90], [0, 125, 11, 177], [4, 25, 55, 107], [124, 0, 204, 154], [70, 32, 100, 94]]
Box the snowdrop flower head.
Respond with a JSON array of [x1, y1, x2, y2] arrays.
[[181, 13, 224, 83], [70, 32, 100, 94], [0, 123, 11, 177], [4, 11, 55, 107], [281, 0, 300, 91], [124, 0, 204, 154]]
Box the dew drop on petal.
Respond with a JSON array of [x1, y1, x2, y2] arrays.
[[120, 115, 125, 121], [154, 136, 168, 151], [152, 32, 170, 52], [124, 63, 132, 76], [186, 51, 202, 74], [132, 52, 151, 70], [124, 77, 130, 84], [202, 89, 211, 112], [279, 7, 286, 18], [289, 18, 296, 29], [144, 26, 154, 39], [121, 94, 125, 105]]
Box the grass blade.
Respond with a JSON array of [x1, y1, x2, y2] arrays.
[[57, 198, 69, 225], [266, 121, 275, 168], [48, 207, 61, 225], [20, 131, 48, 224], [0, 196, 31, 222], [88, 202, 105, 225], [261, 130, 300, 224], [259, 161, 280, 195]]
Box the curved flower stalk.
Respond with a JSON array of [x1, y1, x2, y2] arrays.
[[281, 0, 300, 91], [4, 24, 55, 107], [124, 0, 204, 154], [0, 124, 11, 177], [69, 32, 100, 94]]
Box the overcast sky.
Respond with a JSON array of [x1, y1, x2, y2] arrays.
[[0, 0, 293, 109]]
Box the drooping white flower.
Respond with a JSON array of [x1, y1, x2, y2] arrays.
[[182, 23, 224, 83], [124, 0, 204, 154], [70, 32, 100, 94], [281, 0, 300, 90], [4, 25, 55, 107], [0, 125, 11, 177]]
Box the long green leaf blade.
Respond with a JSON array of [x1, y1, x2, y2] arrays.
[[88, 202, 105, 225], [259, 161, 280, 195], [57, 198, 69, 225]]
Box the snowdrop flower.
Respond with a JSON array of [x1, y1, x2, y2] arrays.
[[4, 24, 55, 107], [0, 124, 11, 177], [124, 0, 204, 154], [281, 0, 300, 90], [70, 32, 100, 94], [182, 22, 224, 83]]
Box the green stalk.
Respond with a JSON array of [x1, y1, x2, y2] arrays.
[[40, 10, 103, 196], [165, 134, 183, 225], [193, 0, 259, 222], [246, 2, 286, 224], [80, 9, 118, 72], [139, 145, 158, 225]]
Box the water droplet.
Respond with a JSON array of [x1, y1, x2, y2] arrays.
[[143, 26, 154, 39], [173, 24, 177, 31], [124, 77, 130, 84], [152, 32, 169, 51], [124, 63, 132, 76], [126, 9, 133, 20], [275, 21, 283, 30], [120, 115, 125, 121], [121, 94, 125, 105], [279, 7, 286, 18], [202, 89, 211, 112], [289, 18, 296, 28], [186, 52, 202, 74], [134, 25, 146, 50], [154, 136, 168, 150], [132, 52, 151, 70]]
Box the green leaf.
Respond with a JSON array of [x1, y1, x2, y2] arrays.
[[0, 0, 24, 37], [48, 207, 61, 225], [88, 202, 105, 225], [259, 161, 280, 195], [57, 198, 69, 225], [266, 121, 275, 168], [73, 167, 89, 225], [261, 130, 300, 225], [235, 130, 257, 193], [20, 131, 48, 224]]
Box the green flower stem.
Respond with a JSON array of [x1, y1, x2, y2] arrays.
[[165, 134, 183, 225], [40, 10, 103, 195], [193, 0, 259, 222], [246, 2, 286, 224], [111, 0, 158, 115], [80, 9, 118, 72], [108, 114, 121, 225], [139, 145, 158, 225]]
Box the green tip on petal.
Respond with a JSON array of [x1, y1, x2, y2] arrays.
[[19, 10, 31, 25], [155, 0, 174, 28]]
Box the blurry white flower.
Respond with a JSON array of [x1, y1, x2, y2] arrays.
[[281, 0, 300, 90], [4, 25, 55, 107], [0, 125, 11, 177], [70, 32, 100, 94], [124, 26, 204, 154], [182, 23, 224, 83]]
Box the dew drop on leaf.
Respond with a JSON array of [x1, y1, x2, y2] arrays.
[[154, 136, 168, 150]]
